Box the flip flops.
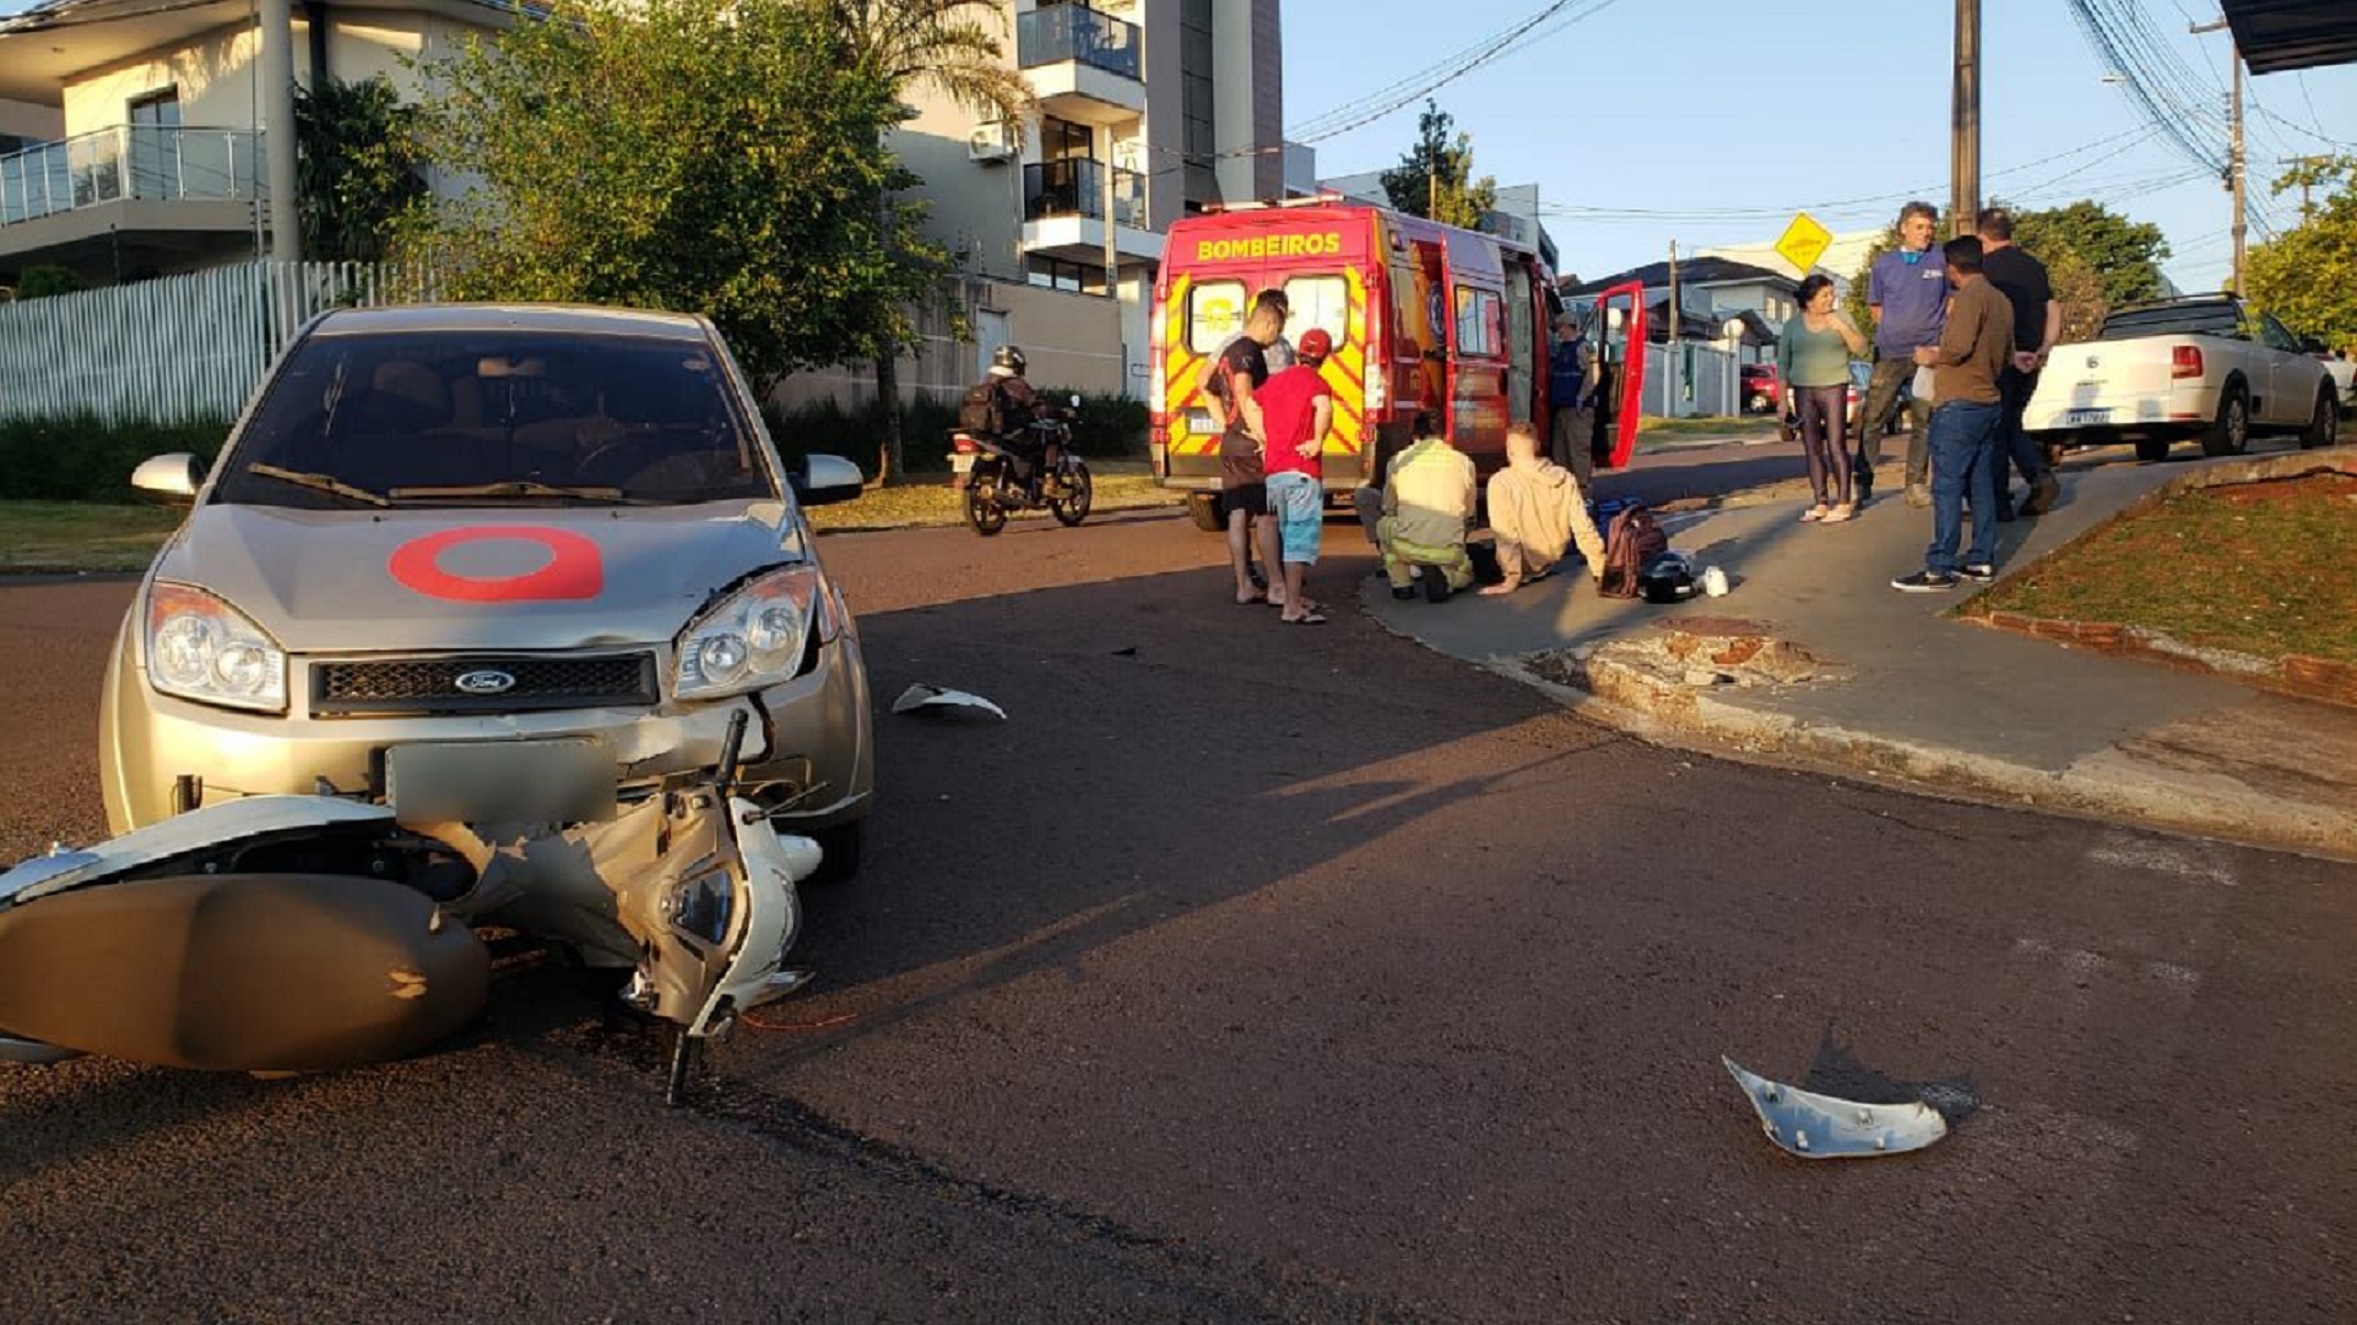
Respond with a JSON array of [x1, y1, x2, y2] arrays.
[[1282, 610, 1329, 625]]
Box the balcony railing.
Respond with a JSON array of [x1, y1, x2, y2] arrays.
[[1023, 158, 1145, 228], [1, 126, 262, 228], [1016, 5, 1142, 80]]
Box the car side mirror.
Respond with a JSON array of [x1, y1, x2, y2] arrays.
[[130, 452, 203, 502], [791, 453, 865, 507]]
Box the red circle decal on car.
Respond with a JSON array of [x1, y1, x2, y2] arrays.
[[389, 526, 605, 602]]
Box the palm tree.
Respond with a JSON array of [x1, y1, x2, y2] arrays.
[[824, 0, 1034, 481]]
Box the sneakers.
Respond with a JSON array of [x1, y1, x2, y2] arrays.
[[1904, 483, 1931, 509], [1891, 570, 1959, 593], [1961, 563, 1996, 584], [2022, 473, 2061, 515]]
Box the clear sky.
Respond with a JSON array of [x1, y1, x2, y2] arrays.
[[1281, 0, 2357, 292]]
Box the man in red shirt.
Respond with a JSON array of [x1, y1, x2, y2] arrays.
[[1252, 328, 1334, 624]]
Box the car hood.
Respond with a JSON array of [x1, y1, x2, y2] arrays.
[[154, 502, 810, 653]]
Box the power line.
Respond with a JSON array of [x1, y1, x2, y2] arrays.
[[1283, 0, 1625, 145]]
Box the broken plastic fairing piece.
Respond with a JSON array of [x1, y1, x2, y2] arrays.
[[1722, 1056, 1949, 1160], [890, 683, 1007, 720]]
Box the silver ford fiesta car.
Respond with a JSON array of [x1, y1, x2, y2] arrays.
[[99, 304, 874, 876]]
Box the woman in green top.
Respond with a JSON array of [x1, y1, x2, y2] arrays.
[[1777, 274, 1869, 522]]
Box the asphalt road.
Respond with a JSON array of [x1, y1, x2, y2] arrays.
[[3, 474, 2355, 1321]]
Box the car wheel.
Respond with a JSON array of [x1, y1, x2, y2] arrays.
[[2133, 436, 2172, 463], [806, 820, 865, 885], [2201, 386, 2250, 457], [2300, 387, 2338, 450], [1186, 492, 1224, 533]]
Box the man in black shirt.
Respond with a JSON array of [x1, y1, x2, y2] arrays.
[[1207, 288, 1291, 605], [1977, 208, 2063, 517]]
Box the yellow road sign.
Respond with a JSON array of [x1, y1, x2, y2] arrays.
[[1774, 211, 1834, 275]]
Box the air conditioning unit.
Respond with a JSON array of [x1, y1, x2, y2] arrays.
[[969, 123, 1017, 164]]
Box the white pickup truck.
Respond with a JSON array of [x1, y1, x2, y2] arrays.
[[2023, 295, 2340, 463]]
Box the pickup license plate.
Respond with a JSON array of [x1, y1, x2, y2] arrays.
[[2064, 408, 2113, 427], [950, 452, 975, 473], [384, 739, 615, 823]]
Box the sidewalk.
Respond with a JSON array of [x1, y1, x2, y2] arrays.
[[1362, 448, 2357, 861]]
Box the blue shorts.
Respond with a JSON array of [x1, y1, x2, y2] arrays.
[[1265, 471, 1324, 565]]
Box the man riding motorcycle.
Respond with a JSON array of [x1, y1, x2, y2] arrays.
[[960, 345, 1063, 496]]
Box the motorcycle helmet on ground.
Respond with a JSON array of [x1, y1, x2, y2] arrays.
[[1639, 550, 1701, 604]]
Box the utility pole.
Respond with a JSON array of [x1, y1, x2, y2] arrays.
[[2282, 155, 2332, 219], [1666, 239, 1681, 417], [1951, 0, 1981, 237], [2191, 15, 2245, 294]]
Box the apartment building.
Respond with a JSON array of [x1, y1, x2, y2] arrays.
[[889, 0, 1287, 399], [0, 0, 512, 285]]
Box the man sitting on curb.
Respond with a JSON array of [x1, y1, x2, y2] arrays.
[[1354, 410, 1478, 603], [1480, 421, 1607, 596]]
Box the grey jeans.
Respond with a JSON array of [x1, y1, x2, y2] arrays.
[[1855, 354, 1933, 488]]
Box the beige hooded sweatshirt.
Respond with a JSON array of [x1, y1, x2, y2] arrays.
[[1486, 458, 1607, 580]]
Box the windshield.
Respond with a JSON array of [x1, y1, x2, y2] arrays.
[[2098, 303, 2245, 342], [214, 329, 777, 508]]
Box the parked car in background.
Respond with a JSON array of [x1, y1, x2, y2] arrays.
[[2307, 344, 2354, 417], [2023, 295, 2339, 462], [1741, 362, 1781, 415], [103, 304, 876, 875]]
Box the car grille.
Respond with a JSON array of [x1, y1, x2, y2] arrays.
[[310, 653, 660, 717]]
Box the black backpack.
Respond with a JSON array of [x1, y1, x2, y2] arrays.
[[959, 379, 1011, 436]]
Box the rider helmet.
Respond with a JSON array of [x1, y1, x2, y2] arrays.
[[991, 345, 1028, 376]]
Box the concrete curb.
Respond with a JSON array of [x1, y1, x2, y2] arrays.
[[1498, 644, 2357, 865]]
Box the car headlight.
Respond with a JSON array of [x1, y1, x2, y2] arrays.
[[144, 582, 288, 713], [674, 566, 826, 700]]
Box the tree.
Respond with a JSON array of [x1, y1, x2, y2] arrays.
[[294, 76, 425, 263], [401, 0, 945, 400], [1380, 100, 1496, 229], [2010, 201, 2170, 306], [824, 0, 1033, 481], [2248, 156, 2357, 354]]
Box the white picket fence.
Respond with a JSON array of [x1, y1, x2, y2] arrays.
[[0, 261, 430, 423]]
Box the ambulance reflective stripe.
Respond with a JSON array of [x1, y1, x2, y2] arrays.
[[1313, 267, 1369, 455], [1160, 258, 1373, 458]]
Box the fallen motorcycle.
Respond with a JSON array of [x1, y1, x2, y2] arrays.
[[950, 396, 1093, 537], [0, 714, 817, 1102]]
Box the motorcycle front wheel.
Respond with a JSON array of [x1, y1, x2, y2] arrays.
[[964, 472, 1008, 536], [1051, 460, 1093, 527]]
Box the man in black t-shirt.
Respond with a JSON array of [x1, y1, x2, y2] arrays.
[[1977, 208, 2063, 517], [1207, 288, 1292, 605]]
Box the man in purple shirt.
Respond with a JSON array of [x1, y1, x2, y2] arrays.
[[1854, 201, 1945, 508]]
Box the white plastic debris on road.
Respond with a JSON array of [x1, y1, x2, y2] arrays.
[[891, 684, 1007, 721], [1722, 1056, 1950, 1160]]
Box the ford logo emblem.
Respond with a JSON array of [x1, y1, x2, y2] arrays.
[[454, 669, 516, 696]]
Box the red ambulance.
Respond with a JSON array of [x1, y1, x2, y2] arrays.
[[1147, 197, 1645, 529]]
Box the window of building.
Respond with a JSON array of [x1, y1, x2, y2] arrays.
[[1282, 275, 1348, 349], [1180, 0, 1218, 209], [1186, 279, 1246, 352], [1040, 116, 1092, 163], [1026, 255, 1108, 295], [1454, 286, 1502, 358]]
